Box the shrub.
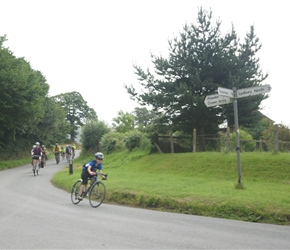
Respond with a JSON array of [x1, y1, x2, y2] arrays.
[[80, 119, 110, 151], [124, 131, 152, 152], [101, 132, 126, 154], [230, 129, 256, 152]]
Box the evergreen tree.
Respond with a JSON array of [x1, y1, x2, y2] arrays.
[[125, 8, 268, 151]]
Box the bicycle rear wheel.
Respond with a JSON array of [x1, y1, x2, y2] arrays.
[[55, 153, 60, 164], [32, 160, 36, 176], [35, 163, 40, 175], [89, 181, 106, 208], [71, 180, 82, 204], [41, 158, 45, 168]]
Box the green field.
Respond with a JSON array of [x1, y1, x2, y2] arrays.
[[50, 150, 290, 225]]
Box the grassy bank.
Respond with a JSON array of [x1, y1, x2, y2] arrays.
[[51, 150, 290, 225], [0, 157, 32, 170]]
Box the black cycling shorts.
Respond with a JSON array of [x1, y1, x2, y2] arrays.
[[32, 156, 40, 160], [81, 170, 92, 185]]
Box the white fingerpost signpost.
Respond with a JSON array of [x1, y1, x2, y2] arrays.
[[204, 94, 232, 107], [204, 85, 271, 186]]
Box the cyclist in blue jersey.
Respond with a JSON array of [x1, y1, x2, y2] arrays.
[[77, 152, 107, 200]]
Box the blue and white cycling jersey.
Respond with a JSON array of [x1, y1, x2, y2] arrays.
[[83, 160, 102, 172]]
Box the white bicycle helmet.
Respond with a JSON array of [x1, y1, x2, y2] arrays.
[[95, 152, 104, 159]]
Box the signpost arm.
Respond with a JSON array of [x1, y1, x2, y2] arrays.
[[233, 87, 242, 185]]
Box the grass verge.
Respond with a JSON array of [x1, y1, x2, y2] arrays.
[[50, 150, 290, 225], [1, 150, 289, 225]]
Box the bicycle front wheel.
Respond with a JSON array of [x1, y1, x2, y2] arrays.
[[89, 181, 106, 208], [71, 180, 82, 205]]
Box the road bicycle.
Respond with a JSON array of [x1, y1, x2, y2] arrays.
[[54, 152, 60, 164], [32, 155, 41, 176], [71, 172, 107, 208], [41, 154, 46, 168]]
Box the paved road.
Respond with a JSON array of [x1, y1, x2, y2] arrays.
[[0, 151, 290, 249]]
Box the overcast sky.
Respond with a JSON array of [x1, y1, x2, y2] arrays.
[[1, 0, 289, 126]]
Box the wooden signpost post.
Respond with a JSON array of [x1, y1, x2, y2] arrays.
[[204, 85, 271, 185]]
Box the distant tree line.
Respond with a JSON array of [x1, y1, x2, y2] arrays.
[[0, 35, 97, 159]]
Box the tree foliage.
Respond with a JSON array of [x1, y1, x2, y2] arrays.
[[230, 129, 256, 152], [262, 123, 290, 152], [52, 91, 97, 141], [80, 119, 110, 151], [133, 107, 158, 133], [125, 8, 268, 151], [101, 132, 126, 154], [124, 130, 152, 152], [112, 110, 135, 133], [35, 97, 71, 146], [0, 35, 49, 153]]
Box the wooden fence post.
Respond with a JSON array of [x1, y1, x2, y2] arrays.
[[274, 124, 279, 152], [226, 127, 230, 152], [193, 128, 196, 152], [170, 133, 174, 153]]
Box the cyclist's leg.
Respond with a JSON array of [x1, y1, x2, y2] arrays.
[[32, 158, 37, 175], [78, 171, 89, 199], [79, 184, 86, 198], [36, 157, 40, 175], [55, 153, 59, 164]]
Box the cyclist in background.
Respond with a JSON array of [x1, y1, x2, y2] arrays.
[[77, 152, 107, 200], [71, 144, 75, 159], [53, 143, 61, 164], [31, 142, 42, 174], [60, 146, 65, 160], [65, 145, 71, 159], [42, 145, 48, 160]]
